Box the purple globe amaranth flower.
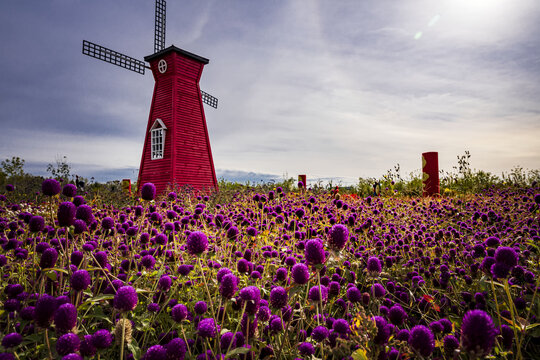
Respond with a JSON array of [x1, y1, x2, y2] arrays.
[[396, 329, 410, 341], [500, 324, 514, 350], [227, 226, 239, 240], [327, 224, 349, 251], [140, 254, 156, 269], [291, 263, 310, 284], [346, 286, 362, 303], [42, 178, 61, 196], [178, 264, 194, 277], [308, 285, 328, 303], [166, 338, 187, 360], [144, 344, 167, 360], [56, 333, 80, 356], [484, 236, 500, 247], [171, 304, 188, 322], [494, 246, 519, 268], [491, 262, 511, 279], [62, 184, 77, 197], [220, 332, 237, 350], [75, 205, 94, 224], [371, 283, 386, 298], [429, 320, 444, 334], [62, 354, 83, 360], [40, 247, 58, 269], [73, 219, 88, 234], [269, 286, 288, 309], [333, 318, 350, 336], [366, 256, 382, 274], [54, 303, 78, 333], [408, 325, 435, 357], [4, 299, 21, 312], [298, 342, 315, 356], [481, 256, 496, 274], [72, 195, 86, 207], [186, 231, 208, 255], [216, 267, 232, 282], [460, 309, 498, 357], [1, 333, 22, 348], [79, 335, 96, 357], [257, 306, 271, 322], [147, 302, 160, 312], [246, 226, 258, 237], [198, 318, 218, 338], [444, 335, 460, 355], [373, 316, 391, 344], [70, 270, 91, 292], [93, 251, 108, 268], [114, 286, 138, 312], [28, 215, 45, 233], [101, 216, 114, 230], [34, 294, 58, 328], [219, 273, 238, 299], [239, 286, 261, 315], [388, 304, 407, 326], [194, 301, 208, 315], [304, 238, 325, 265], [91, 329, 112, 349], [158, 275, 172, 291], [312, 326, 329, 342], [57, 202, 76, 227], [141, 182, 156, 201], [269, 317, 284, 332]]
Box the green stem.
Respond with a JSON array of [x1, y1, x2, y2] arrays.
[[45, 329, 53, 360], [504, 280, 522, 360], [225, 301, 247, 356], [120, 313, 126, 360]]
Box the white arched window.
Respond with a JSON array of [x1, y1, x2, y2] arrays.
[[150, 119, 167, 160]]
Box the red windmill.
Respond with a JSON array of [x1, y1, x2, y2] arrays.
[[82, 0, 218, 195]]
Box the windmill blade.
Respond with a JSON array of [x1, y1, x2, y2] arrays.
[[154, 0, 166, 53], [82, 40, 146, 75], [201, 90, 218, 109]]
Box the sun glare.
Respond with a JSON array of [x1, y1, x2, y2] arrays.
[[437, 0, 523, 39]]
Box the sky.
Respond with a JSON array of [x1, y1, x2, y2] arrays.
[[1, 0, 539, 185]]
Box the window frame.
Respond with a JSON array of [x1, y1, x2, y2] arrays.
[[150, 119, 167, 160]]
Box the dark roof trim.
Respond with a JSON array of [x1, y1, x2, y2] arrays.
[[145, 45, 209, 64]]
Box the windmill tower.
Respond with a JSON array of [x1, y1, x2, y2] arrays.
[[82, 0, 219, 194]]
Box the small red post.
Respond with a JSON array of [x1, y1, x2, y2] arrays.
[[121, 179, 132, 195], [298, 174, 306, 189], [422, 152, 440, 196]]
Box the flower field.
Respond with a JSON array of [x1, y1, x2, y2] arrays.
[[0, 180, 539, 360]]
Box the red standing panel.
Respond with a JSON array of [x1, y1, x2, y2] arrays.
[[137, 46, 218, 195], [422, 152, 440, 196]]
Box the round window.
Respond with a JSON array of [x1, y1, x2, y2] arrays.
[[158, 59, 167, 74]]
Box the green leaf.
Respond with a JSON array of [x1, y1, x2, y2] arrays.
[[225, 346, 251, 359], [127, 338, 142, 360], [351, 348, 369, 360], [80, 294, 115, 307], [45, 270, 57, 281], [49, 267, 69, 274], [525, 323, 540, 330]]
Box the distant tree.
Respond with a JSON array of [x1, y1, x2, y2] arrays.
[[1, 156, 25, 177], [47, 155, 72, 181]]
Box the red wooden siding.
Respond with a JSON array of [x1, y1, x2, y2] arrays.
[[137, 46, 218, 195]]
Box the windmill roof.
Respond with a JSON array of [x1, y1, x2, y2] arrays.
[[145, 45, 209, 64]]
